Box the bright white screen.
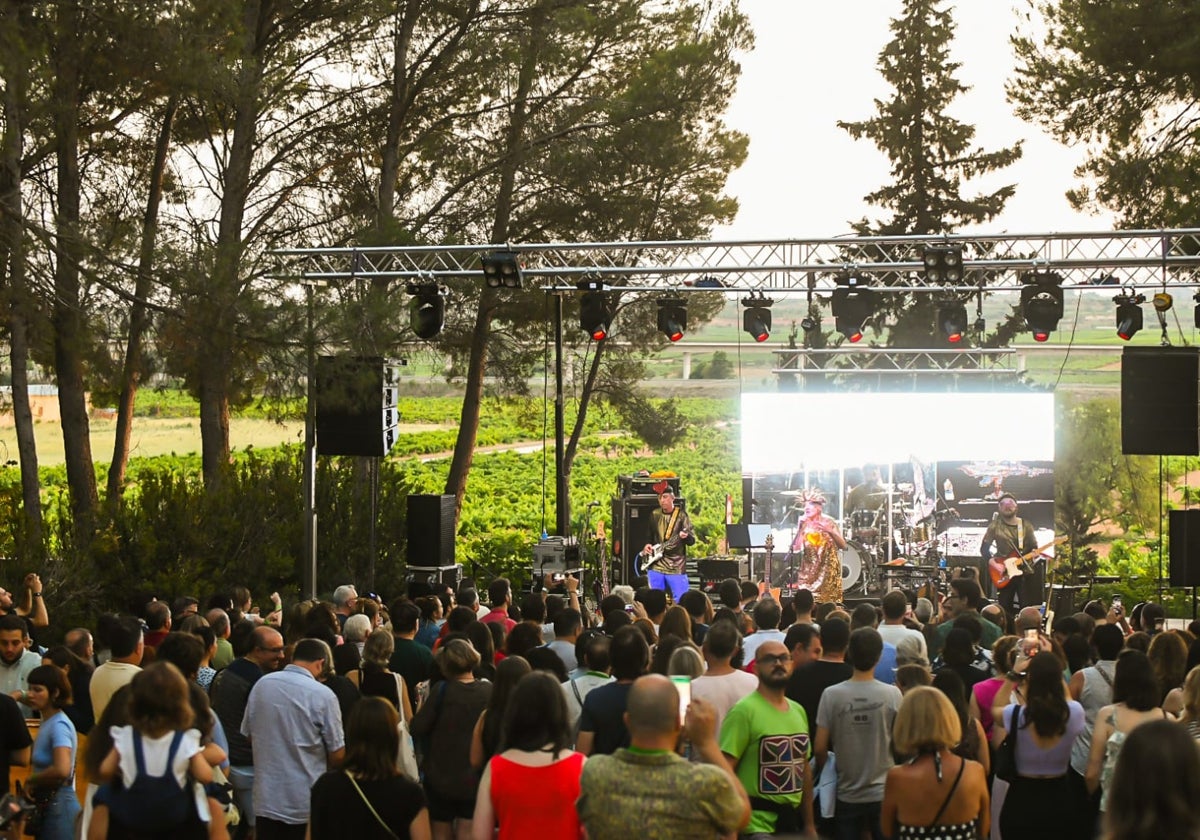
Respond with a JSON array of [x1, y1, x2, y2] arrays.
[[740, 392, 1054, 471]]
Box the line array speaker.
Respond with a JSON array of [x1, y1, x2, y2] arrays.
[[316, 356, 401, 456], [1121, 346, 1200, 455], [407, 494, 456, 567], [1169, 509, 1200, 587]]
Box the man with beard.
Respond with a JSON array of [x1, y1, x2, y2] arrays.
[[0, 614, 41, 717], [720, 640, 817, 838], [211, 625, 286, 840]]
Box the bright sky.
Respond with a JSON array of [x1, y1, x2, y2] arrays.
[[715, 2, 1115, 240]]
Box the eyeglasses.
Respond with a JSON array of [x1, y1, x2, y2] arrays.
[[757, 653, 791, 666]]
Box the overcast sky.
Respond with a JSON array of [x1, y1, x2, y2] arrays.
[[714, 1, 1115, 240]]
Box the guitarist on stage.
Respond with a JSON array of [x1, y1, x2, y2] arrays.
[[980, 493, 1041, 615], [641, 482, 695, 604]]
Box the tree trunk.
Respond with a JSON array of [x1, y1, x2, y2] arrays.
[[51, 0, 98, 533], [443, 9, 541, 520], [0, 4, 42, 550], [200, 0, 266, 490], [106, 97, 177, 507]]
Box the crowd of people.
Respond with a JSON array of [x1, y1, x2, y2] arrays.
[[0, 570, 1198, 839]]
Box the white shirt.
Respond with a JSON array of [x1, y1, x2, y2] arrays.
[[691, 669, 759, 734], [741, 628, 787, 663], [877, 623, 927, 660]]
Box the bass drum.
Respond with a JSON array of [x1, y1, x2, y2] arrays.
[[841, 542, 865, 592]]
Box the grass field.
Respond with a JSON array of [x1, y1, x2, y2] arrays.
[[0, 417, 307, 466]]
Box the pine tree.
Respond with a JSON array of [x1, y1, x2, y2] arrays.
[[837, 0, 1021, 347]]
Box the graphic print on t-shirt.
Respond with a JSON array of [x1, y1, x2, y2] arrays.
[[757, 733, 809, 795]]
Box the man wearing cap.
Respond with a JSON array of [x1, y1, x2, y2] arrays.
[[641, 482, 694, 604], [980, 493, 1040, 615]]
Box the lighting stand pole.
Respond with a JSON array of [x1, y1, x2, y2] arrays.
[[302, 281, 320, 599], [554, 292, 570, 536]]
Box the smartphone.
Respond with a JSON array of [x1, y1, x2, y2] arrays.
[[671, 675, 691, 725], [1024, 628, 1040, 656], [1111, 595, 1123, 611], [552, 573, 565, 582]]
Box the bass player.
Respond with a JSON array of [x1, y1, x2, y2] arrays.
[[980, 492, 1041, 615], [640, 482, 695, 603]]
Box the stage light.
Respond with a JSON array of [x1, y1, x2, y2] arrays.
[[655, 297, 687, 342], [1019, 271, 1064, 342], [580, 291, 612, 341], [741, 296, 773, 342], [481, 251, 523, 288], [922, 245, 964, 283], [407, 283, 444, 339], [801, 315, 819, 333], [831, 273, 874, 343], [937, 301, 969, 344], [1113, 293, 1145, 341]]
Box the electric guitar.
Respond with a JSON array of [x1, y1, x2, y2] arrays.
[[989, 537, 1067, 589], [634, 543, 664, 577]]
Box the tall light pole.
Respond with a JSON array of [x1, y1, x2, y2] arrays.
[[302, 279, 324, 599]]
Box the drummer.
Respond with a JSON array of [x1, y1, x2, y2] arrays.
[[845, 463, 886, 519]]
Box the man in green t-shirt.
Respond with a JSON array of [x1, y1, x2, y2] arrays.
[[720, 640, 817, 838]]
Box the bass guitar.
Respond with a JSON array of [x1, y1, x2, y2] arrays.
[[634, 543, 664, 577], [989, 536, 1067, 589]]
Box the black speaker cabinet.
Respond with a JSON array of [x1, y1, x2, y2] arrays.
[[611, 496, 685, 584], [316, 356, 401, 457], [407, 494, 456, 566], [1122, 347, 1200, 455], [1170, 509, 1200, 587]]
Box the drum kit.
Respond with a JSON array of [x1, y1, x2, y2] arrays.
[[771, 485, 947, 595]]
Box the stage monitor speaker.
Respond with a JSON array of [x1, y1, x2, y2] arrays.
[[407, 494, 455, 566], [611, 496, 685, 584], [1169, 509, 1200, 587], [316, 355, 401, 457], [1122, 347, 1200, 455]]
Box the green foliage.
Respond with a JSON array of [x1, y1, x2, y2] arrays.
[[691, 351, 735, 379], [1009, 1, 1200, 226], [611, 394, 688, 450], [838, 0, 1022, 350]]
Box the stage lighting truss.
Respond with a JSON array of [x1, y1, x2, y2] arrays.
[[831, 273, 874, 343], [1113, 290, 1145, 341], [579, 288, 613, 341], [922, 245, 964, 283], [936, 299, 970, 344], [407, 283, 445, 339], [1194, 292, 1200, 329], [741, 293, 773, 342], [655, 297, 687, 342], [1019, 271, 1064, 343], [481, 251, 523, 288]]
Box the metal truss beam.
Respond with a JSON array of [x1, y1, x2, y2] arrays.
[[772, 347, 1019, 376], [276, 229, 1200, 293]]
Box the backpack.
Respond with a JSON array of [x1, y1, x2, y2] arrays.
[[106, 729, 194, 832]]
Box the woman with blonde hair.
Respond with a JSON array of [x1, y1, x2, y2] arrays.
[[881, 687, 990, 839], [347, 627, 414, 721], [411, 638, 492, 840], [1177, 664, 1200, 740]]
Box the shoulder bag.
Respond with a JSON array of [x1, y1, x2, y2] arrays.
[[992, 705, 1020, 782], [345, 772, 400, 840], [392, 673, 419, 780]]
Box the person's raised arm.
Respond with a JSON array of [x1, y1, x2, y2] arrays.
[[20, 574, 47, 628], [687, 698, 750, 833]]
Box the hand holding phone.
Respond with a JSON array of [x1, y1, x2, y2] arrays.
[[671, 675, 691, 727], [1024, 628, 1040, 657]]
